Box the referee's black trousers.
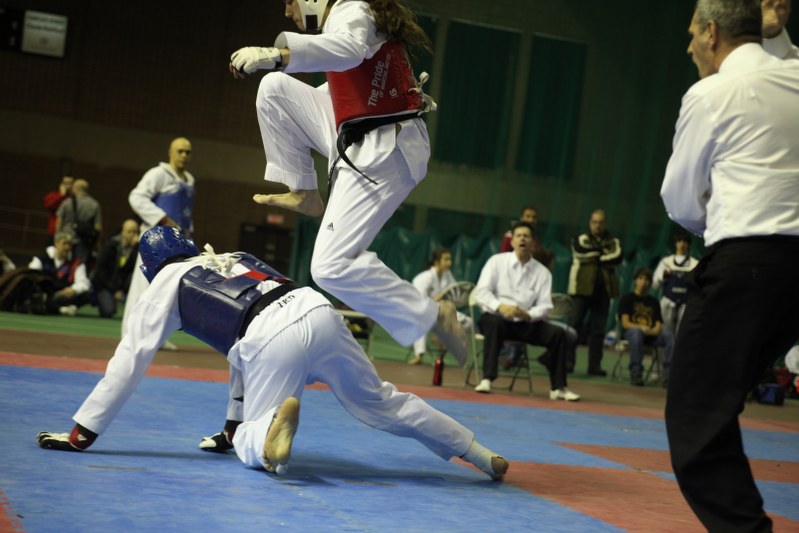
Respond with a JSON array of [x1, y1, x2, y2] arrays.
[[665, 237, 799, 533]]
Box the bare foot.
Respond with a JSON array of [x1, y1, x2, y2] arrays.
[[490, 456, 510, 481], [253, 189, 324, 217], [408, 354, 424, 366], [432, 300, 468, 366], [262, 397, 300, 475]]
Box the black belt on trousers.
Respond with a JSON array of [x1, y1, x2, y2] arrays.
[[239, 282, 300, 338], [328, 112, 422, 197], [710, 234, 799, 252]]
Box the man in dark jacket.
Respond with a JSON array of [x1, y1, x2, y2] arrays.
[[567, 209, 622, 376], [92, 219, 139, 318]]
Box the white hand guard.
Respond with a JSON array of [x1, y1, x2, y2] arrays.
[[230, 47, 282, 74]]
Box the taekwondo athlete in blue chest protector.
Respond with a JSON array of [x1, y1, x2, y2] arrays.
[[36, 226, 509, 480]]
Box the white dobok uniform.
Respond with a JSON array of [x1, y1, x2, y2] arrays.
[[72, 254, 473, 470], [123, 163, 196, 333], [255, 0, 437, 346]]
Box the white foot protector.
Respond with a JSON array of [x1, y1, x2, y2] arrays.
[[461, 439, 509, 481]]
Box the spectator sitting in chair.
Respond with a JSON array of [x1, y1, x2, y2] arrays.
[[92, 219, 140, 318], [28, 231, 91, 316], [619, 268, 674, 387], [473, 222, 579, 401], [409, 248, 471, 365]]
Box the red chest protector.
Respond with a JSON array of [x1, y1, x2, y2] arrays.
[[326, 40, 422, 131]]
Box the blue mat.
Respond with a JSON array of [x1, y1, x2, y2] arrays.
[[1, 365, 797, 532]]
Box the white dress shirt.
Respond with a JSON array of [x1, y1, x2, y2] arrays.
[[474, 252, 552, 321], [763, 29, 799, 60], [661, 43, 799, 246]]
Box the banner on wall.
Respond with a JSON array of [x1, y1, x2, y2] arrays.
[[0, 7, 67, 58]]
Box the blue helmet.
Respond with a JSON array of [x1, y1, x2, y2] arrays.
[[139, 226, 199, 282]]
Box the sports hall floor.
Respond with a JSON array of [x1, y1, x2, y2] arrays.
[[1, 309, 797, 532]]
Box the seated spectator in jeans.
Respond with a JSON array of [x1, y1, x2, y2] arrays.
[[28, 231, 91, 315], [92, 219, 139, 318], [473, 222, 579, 401], [619, 268, 674, 387]]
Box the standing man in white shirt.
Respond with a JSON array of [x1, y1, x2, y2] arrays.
[[472, 222, 579, 401], [227, 0, 467, 365], [661, 1, 799, 531], [122, 137, 195, 345]]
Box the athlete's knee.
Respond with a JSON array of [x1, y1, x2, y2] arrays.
[[256, 72, 290, 109], [310, 259, 342, 292]]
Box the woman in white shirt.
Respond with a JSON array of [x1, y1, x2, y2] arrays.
[[409, 249, 458, 365]]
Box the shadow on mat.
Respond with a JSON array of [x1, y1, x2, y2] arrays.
[[269, 453, 493, 487], [85, 449, 229, 461]]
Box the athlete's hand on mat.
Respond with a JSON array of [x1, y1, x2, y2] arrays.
[[230, 47, 282, 77], [199, 432, 234, 453], [36, 431, 82, 452]]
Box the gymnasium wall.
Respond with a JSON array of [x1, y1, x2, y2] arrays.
[[2, 0, 791, 280]]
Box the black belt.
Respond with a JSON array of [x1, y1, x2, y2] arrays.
[[327, 112, 422, 198], [710, 234, 799, 252], [239, 282, 300, 338]]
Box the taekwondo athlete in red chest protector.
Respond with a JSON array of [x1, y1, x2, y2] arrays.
[[36, 226, 510, 480], [228, 0, 468, 367]]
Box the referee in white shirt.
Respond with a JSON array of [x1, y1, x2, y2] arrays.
[[661, 1, 799, 531]]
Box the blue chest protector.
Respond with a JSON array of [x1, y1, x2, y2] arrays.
[[178, 253, 290, 355], [154, 180, 194, 232], [663, 271, 689, 305]]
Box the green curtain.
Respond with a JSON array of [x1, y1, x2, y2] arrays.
[[433, 22, 520, 168], [516, 36, 585, 181]]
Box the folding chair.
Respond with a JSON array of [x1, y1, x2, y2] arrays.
[[609, 317, 662, 384], [464, 290, 533, 394], [550, 293, 574, 323]]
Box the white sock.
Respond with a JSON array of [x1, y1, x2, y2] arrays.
[[461, 439, 497, 476]]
